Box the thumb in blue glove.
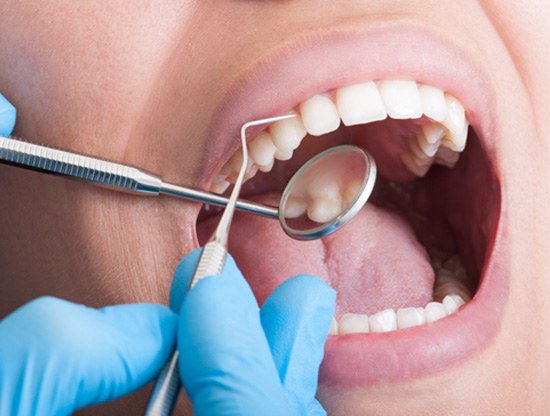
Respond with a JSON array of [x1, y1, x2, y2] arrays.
[[0, 92, 16, 137], [0, 297, 177, 416], [171, 248, 336, 416]]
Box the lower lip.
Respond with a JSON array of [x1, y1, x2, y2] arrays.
[[319, 217, 509, 387]]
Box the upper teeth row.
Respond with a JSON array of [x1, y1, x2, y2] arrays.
[[211, 79, 470, 194]]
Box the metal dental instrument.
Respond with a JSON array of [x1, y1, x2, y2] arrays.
[[0, 117, 377, 241], [0, 134, 278, 218], [144, 114, 291, 416]]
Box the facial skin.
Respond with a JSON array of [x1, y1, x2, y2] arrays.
[[0, 1, 548, 415]]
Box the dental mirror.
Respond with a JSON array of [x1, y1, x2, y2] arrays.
[[278, 145, 377, 240]]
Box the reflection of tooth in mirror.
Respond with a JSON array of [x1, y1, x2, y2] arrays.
[[279, 145, 377, 240]]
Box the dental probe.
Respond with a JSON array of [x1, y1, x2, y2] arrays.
[[0, 135, 278, 218], [144, 114, 293, 416]]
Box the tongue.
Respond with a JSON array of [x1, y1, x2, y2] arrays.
[[196, 199, 434, 318]]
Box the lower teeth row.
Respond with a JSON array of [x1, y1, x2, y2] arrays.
[[330, 256, 473, 336]]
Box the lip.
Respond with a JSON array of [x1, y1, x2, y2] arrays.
[[199, 19, 509, 386]]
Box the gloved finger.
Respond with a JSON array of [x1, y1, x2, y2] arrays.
[[0, 297, 177, 416], [260, 274, 336, 416], [173, 249, 289, 416], [0, 93, 16, 136]]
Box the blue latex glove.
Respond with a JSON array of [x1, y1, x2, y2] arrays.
[[171, 249, 336, 416], [0, 92, 16, 137], [0, 94, 178, 414], [0, 297, 177, 416]]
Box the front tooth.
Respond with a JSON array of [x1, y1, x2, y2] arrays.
[[335, 81, 387, 126], [442, 94, 466, 136], [378, 80, 423, 119], [300, 94, 341, 136], [269, 115, 307, 153], [424, 302, 448, 323], [307, 197, 343, 223], [397, 307, 426, 329], [418, 84, 447, 122], [249, 131, 277, 168], [329, 317, 339, 335], [339, 313, 370, 334], [369, 309, 397, 332]]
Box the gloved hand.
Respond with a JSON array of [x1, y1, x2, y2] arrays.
[[171, 249, 336, 416], [0, 92, 16, 136], [0, 92, 178, 415], [0, 298, 177, 416]]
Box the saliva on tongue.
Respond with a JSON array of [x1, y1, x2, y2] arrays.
[[196, 196, 435, 319]]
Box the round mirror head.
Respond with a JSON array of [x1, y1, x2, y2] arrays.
[[278, 145, 377, 240]]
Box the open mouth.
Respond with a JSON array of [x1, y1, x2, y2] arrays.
[[194, 24, 506, 388]]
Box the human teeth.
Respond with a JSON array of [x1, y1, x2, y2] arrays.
[[397, 307, 426, 329], [369, 309, 397, 333], [422, 123, 446, 145], [415, 134, 440, 158], [284, 196, 307, 219], [418, 84, 447, 122], [307, 197, 343, 223], [210, 180, 230, 194], [400, 153, 433, 177], [269, 114, 307, 153], [442, 94, 466, 137], [305, 177, 343, 222], [442, 123, 469, 152], [217, 79, 470, 189], [249, 131, 277, 168], [335, 81, 387, 126], [408, 135, 433, 160], [257, 159, 274, 173], [442, 295, 465, 314], [424, 302, 448, 323], [339, 313, 370, 334], [329, 317, 339, 335], [300, 94, 341, 136], [434, 146, 460, 168], [434, 272, 473, 302], [343, 180, 363, 207], [378, 80, 423, 119]]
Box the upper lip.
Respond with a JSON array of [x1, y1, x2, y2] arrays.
[[198, 19, 508, 386]]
